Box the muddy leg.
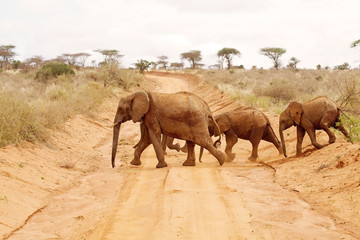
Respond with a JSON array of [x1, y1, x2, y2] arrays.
[[296, 126, 306, 156], [167, 137, 181, 152], [305, 127, 324, 152], [204, 139, 225, 166], [131, 126, 151, 166], [335, 120, 350, 141], [182, 141, 196, 166], [149, 129, 168, 168], [248, 129, 262, 161], [224, 131, 238, 162]]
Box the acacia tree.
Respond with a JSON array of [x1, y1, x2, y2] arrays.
[[94, 49, 123, 66], [286, 57, 300, 69], [135, 59, 152, 74], [76, 53, 91, 68], [157, 55, 169, 70], [180, 50, 202, 69], [260, 47, 286, 69], [217, 48, 241, 70], [0, 45, 16, 68], [351, 39, 360, 48], [170, 62, 184, 69]]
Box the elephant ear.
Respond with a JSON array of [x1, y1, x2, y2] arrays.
[[216, 114, 231, 133], [130, 91, 149, 123], [288, 101, 303, 126]]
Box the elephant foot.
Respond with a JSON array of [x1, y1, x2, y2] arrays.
[[329, 137, 336, 144], [156, 161, 168, 168], [173, 143, 181, 152], [182, 159, 196, 166], [225, 153, 236, 162], [130, 159, 142, 166], [248, 156, 258, 161]]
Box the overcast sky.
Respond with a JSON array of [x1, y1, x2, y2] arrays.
[[1, 0, 360, 69]]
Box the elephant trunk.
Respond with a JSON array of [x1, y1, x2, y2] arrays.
[[111, 122, 121, 168], [279, 124, 287, 157]]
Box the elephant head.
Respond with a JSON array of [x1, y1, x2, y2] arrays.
[[111, 91, 150, 168], [279, 101, 303, 157]]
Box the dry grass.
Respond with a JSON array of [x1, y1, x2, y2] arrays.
[[196, 68, 360, 113], [0, 69, 142, 147]]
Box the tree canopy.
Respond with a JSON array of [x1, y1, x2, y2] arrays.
[[135, 59, 152, 74], [157, 55, 169, 70], [180, 50, 202, 69], [0, 45, 16, 68], [217, 48, 241, 69], [94, 49, 123, 66], [259, 47, 286, 69], [351, 39, 360, 48]]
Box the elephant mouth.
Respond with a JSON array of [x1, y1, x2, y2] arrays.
[[293, 123, 297, 126]]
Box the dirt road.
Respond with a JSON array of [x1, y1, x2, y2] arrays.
[[2, 73, 359, 239]]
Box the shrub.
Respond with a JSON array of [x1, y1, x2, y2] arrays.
[[338, 114, 360, 143], [254, 79, 296, 102], [88, 65, 145, 89], [0, 92, 46, 147], [36, 62, 75, 82]]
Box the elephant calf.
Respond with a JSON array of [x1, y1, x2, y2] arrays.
[[203, 107, 283, 162], [279, 96, 350, 157]]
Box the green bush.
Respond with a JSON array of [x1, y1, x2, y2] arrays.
[[36, 63, 75, 82], [338, 114, 360, 143]]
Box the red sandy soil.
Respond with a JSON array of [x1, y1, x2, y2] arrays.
[[1, 72, 359, 239]]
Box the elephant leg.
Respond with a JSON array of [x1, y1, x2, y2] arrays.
[[180, 142, 188, 153], [263, 126, 283, 155], [161, 134, 167, 155], [319, 119, 336, 144], [182, 141, 196, 166], [224, 131, 237, 162], [305, 127, 324, 151], [131, 125, 151, 166], [296, 126, 306, 156], [248, 128, 263, 161], [335, 120, 350, 140], [148, 129, 168, 168], [204, 140, 225, 166], [166, 137, 181, 152]]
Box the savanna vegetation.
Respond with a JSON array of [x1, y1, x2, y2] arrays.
[[194, 68, 360, 142], [0, 67, 144, 148], [1, 38, 359, 146]]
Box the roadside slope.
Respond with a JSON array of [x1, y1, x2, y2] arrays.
[[2, 72, 359, 239]]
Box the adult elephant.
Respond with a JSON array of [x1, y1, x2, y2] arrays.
[[111, 91, 225, 168], [279, 96, 349, 157], [201, 107, 283, 162]]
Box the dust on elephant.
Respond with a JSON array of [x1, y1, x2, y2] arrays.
[[279, 96, 349, 157], [202, 107, 283, 162], [111, 91, 225, 168]]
